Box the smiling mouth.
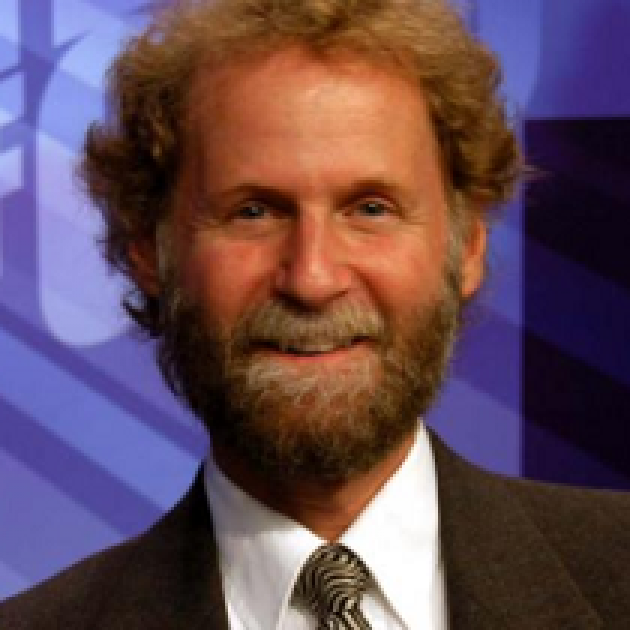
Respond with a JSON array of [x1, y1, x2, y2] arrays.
[[254, 337, 370, 357]]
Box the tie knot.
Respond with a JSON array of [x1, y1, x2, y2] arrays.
[[293, 543, 373, 620]]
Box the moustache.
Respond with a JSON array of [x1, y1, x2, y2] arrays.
[[232, 300, 389, 354]]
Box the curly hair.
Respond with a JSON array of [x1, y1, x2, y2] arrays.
[[80, 0, 523, 336]]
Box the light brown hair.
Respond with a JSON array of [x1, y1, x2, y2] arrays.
[[80, 0, 522, 335]]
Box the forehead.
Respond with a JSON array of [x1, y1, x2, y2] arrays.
[[185, 46, 431, 140], [179, 46, 446, 200]]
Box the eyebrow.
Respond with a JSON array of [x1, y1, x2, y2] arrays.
[[211, 178, 412, 208], [211, 184, 296, 209], [339, 178, 412, 206]]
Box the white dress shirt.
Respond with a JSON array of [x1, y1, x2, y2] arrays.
[[204, 422, 448, 629]]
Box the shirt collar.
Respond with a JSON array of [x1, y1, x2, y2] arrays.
[[204, 451, 321, 630], [204, 422, 439, 629], [340, 422, 440, 628]]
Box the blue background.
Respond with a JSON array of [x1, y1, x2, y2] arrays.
[[1, 0, 629, 598]]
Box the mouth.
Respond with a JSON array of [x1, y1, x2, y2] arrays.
[[253, 337, 371, 359]]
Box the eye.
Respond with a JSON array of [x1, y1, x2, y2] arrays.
[[224, 199, 286, 238], [356, 199, 391, 218], [236, 202, 269, 220]]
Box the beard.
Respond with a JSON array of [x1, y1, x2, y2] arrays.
[[157, 258, 462, 483]]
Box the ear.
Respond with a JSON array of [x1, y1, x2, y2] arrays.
[[460, 216, 487, 299], [128, 239, 161, 297]]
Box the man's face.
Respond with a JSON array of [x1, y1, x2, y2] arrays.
[[157, 48, 485, 481]]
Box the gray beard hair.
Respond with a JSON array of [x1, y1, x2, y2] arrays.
[[157, 254, 462, 483]]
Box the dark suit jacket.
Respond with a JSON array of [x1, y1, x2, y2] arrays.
[[1, 432, 629, 629]]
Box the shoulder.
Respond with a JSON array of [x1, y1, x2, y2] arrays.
[[0, 536, 141, 630], [499, 473, 630, 619], [429, 429, 630, 623], [506, 474, 630, 566], [508, 473, 630, 525], [430, 427, 630, 543], [0, 468, 221, 629]]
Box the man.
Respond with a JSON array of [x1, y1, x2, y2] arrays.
[[1, 0, 629, 628]]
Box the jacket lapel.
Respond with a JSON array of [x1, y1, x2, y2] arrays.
[[429, 431, 601, 629]]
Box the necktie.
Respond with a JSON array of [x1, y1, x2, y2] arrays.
[[292, 543, 373, 629]]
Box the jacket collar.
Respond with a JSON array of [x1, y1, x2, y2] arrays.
[[429, 430, 602, 629]]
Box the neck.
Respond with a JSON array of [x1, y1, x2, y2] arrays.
[[211, 432, 416, 541]]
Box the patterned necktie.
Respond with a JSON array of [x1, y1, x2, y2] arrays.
[[292, 543, 373, 629]]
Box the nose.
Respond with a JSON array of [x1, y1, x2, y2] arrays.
[[273, 210, 352, 308]]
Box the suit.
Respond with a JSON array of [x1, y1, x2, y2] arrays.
[[1, 431, 629, 629]]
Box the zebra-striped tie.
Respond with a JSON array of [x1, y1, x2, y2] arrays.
[[292, 543, 373, 629]]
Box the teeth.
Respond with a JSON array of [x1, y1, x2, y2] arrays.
[[287, 343, 338, 353], [264, 339, 361, 354]]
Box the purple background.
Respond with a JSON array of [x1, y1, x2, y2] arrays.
[[1, 0, 629, 599]]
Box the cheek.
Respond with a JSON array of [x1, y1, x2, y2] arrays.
[[180, 239, 274, 329], [355, 229, 449, 319]]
